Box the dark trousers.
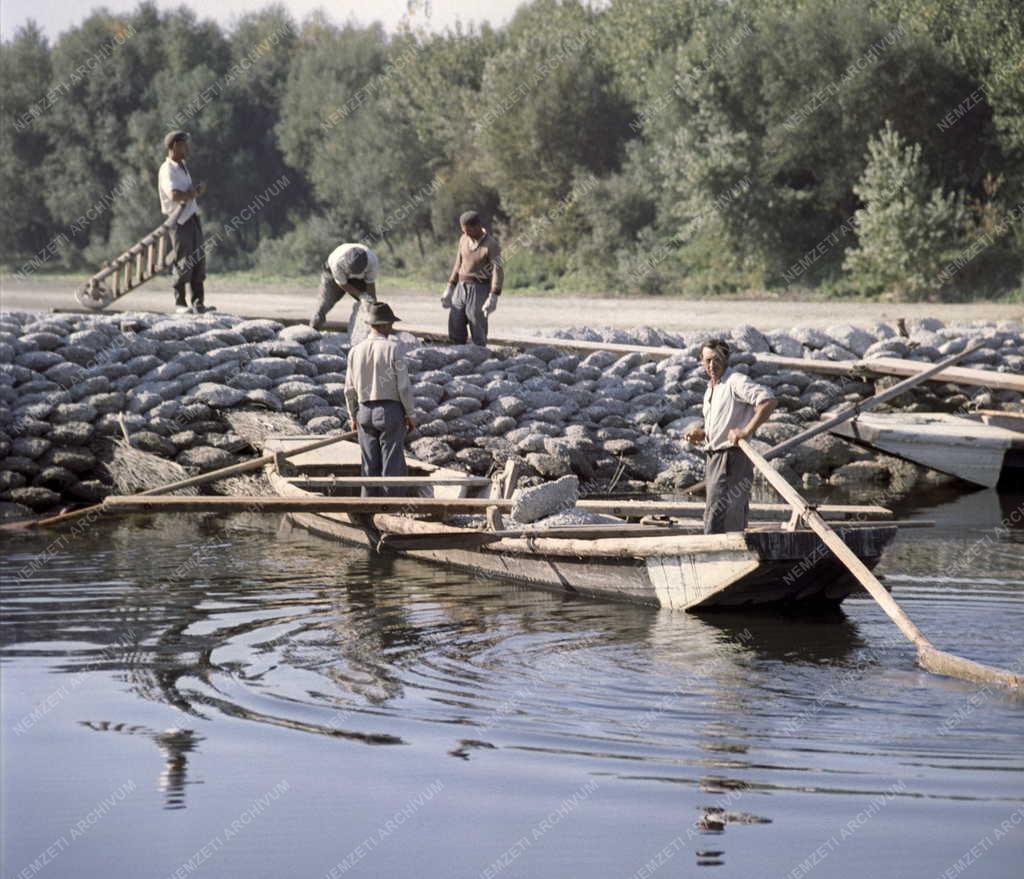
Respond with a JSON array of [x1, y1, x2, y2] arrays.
[[448, 281, 489, 346], [704, 448, 754, 534], [311, 266, 370, 331], [169, 215, 206, 306], [357, 400, 408, 497]]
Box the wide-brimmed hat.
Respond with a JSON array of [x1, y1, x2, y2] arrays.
[[368, 302, 400, 325], [164, 130, 189, 150]]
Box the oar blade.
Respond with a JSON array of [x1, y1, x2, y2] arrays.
[[917, 645, 1023, 689]]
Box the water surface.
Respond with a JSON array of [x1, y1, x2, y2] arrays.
[[2, 489, 1022, 878]]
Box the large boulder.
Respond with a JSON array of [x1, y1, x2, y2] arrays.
[[510, 475, 579, 524]]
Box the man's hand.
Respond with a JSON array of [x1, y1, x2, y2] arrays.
[[727, 427, 748, 445], [683, 426, 706, 445], [483, 293, 499, 316], [195, 181, 207, 197], [440, 284, 454, 309], [404, 415, 417, 432]]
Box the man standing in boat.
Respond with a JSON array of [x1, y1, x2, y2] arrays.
[[312, 242, 380, 343], [684, 339, 777, 534], [344, 302, 416, 496], [441, 210, 503, 346], [158, 130, 209, 314]]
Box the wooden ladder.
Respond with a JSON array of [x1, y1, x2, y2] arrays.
[[75, 208, 182, 310]]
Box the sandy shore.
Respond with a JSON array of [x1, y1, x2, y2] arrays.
[[3, 276, 1020, 335]]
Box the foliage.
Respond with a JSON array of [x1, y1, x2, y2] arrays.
[[844, 122, 964, 298], [1, 0, 1021, 300]]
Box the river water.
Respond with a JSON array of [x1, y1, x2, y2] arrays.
[[2, 488, 1022, 879]]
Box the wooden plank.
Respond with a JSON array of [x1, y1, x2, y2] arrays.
[[286, 475, 492, 488], [101, 494, 892, 519], [757, 352, 1024, 393]]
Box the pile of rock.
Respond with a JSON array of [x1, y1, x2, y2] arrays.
[[2, 310, 1021, 515]]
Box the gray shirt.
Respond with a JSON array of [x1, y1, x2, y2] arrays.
[[344, 332, 414, 417], [701, 369, 774, 452]]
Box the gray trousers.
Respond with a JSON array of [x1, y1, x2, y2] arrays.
[[169, 215, 205, 305], [448, 281, 489, 346], [357, 400, 408, 497], [704, 448, 754, 534], [311, 267, 372, 332]]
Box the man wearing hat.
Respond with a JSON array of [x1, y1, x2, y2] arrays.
[[441, 210, 503, 345], [312, 243, 380, 342], [158, 131, 209, 314], [344, 302, 416, 496]]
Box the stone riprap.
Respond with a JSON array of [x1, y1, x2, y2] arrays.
[[1, 311, 1021, 516]]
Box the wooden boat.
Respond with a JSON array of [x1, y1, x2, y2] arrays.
[[262, 437, 903, 612], [829, 411, 1024, 488]]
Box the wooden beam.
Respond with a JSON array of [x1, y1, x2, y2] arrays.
[[102, 494, 893, 519], [286, 476, 492, 488]]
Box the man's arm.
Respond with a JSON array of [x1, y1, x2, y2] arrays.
[[394, 351, 416, 431], [344, 350, 359, 427], [488, 239, 503, 294], [727, 398, 777, 444], [447, 238, 462, 286]]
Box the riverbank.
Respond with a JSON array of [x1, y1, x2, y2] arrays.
[[3, 274, 1022, 333], [2, 307, 1021, 515]]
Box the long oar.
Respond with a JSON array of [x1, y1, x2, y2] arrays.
[[737, 438, 1021, 689], [684, 340, 985, 495], [4, 430, 357, 531]]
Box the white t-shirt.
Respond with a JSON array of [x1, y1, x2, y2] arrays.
[[326, 243, 379, 287], [158, 158, 197, 225]]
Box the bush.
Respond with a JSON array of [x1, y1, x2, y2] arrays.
[[844, 122, 964, 300]]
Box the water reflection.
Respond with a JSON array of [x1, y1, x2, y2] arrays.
[[79, 721, 201, 809]]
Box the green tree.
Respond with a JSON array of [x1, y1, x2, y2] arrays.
[[844, 121, 964, 298]]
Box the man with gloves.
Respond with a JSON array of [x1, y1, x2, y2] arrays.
[[441, 211, 503, 345]]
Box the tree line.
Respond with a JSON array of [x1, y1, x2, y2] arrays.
[[2, 0, 1022, 300]]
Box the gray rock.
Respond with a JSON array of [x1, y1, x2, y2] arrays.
[[16, 350, 64, 371], [409, 437, 455, 465], [525, 452, 572, 479], [52, 402, 98, 424], [234, 319, 284, 342], [44, 447, 97, 474], [454, 447, 493, 474], [510, 475, 579, 524], [11, 436, 51, 459], [34, 466, 78, 490], [176, 446, 239, 471], [825, 323, 874, 357], [187, 383, 248, 408], [306, 415, 344, 433], [829, 461, 890, 485], [50, 422, 94, 446], [69, 480, 108, 502], [731, 324, 770, 353], [131, 431, 178, 457], [0, 471, 27, 493], [765, 331, 804, 358], [792, 326, 831, 349], [10, 486, 61, 512], [21, 331, 64, 351]]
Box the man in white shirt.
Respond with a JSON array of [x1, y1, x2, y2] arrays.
[[158, 130, 209, 314], [344, 302, 416, 497], [684, 338, 777, 533], [312, 243, 380, 344]]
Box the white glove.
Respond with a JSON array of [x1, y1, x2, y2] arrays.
[[483, 293, 499, 316], [440, 284, 454, 309]]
